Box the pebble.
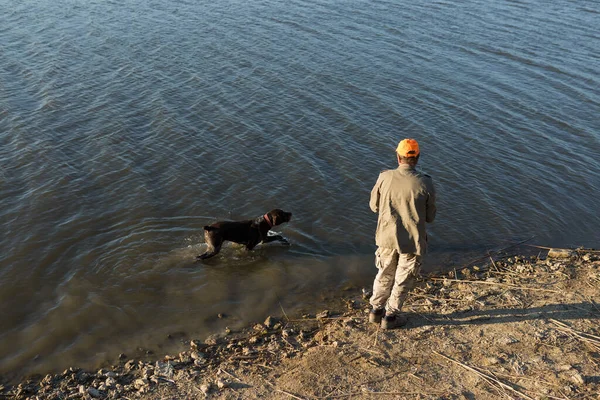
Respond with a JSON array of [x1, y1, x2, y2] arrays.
[[216, 377, 230, 389], [200, 383, 211, 395], [264, 316, 277, 328], [570, 371, 586, 385], [105, 377, 116, 388], [557, 364, 573, 371], [484, 356, 502, 365], [500, 337, 519, 345]]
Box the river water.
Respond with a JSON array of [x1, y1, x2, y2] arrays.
[[1, 0, 599, 381]]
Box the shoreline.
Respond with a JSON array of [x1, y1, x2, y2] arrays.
[[2, 246, 599, 399]]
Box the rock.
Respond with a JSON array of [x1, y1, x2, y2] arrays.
[[557, 364, 573, 371], [582, 253, 597, 262], [191, 351, 206, 360], [216, 377, 230, 389], [264, 316, 277, 328], [124, 360, 136, 371], [484, 357, 502, 366], [316, 310, 330, 319], [200, 383, 212, 395], [191, 339, 208, 349], [179, 352, 192, 363], [205, 335, 220, 346], [242, 347, 255, 356], [500, 337, 519, 345], [548, 248, 576, 259], [142, 366, 154, 379], [248, 336, 260, 344], [155, 361, 175, 379], [134, 378, 150, 390], [267, 341, 281, 351], [570, 371, 586, 385]]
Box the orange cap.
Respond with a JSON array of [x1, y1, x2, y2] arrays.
[[396, 138, 420, 158]]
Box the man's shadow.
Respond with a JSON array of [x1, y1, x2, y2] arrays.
[[409, 301, 599, 327]]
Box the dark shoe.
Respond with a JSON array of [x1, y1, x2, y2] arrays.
[[381, 314, 407, 330], [368, 308, 385, 324]]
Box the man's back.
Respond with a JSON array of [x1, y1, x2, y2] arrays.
[[370, 165, 436, 255]]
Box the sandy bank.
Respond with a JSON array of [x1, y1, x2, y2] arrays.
[[3, 247, 600, 399]]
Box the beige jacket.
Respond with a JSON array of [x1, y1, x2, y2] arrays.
[[370, 164, 436, 255]]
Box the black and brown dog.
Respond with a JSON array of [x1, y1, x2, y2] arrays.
[[197, 209, 292, 260]]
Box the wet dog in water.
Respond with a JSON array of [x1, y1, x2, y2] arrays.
[[197, 209, 292, 260]]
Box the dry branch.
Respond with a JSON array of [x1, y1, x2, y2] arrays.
[[264, 379, 306, 400], [433, 351, 536, 400], [428, 277, 561, 293], [525, 244, 600, 253], [549, 319, 600, 351]]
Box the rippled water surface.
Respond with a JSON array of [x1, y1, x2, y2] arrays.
[[1, 0, 599, 380]]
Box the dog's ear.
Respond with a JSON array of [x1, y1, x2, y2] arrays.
[[269, 211, 280, 226]]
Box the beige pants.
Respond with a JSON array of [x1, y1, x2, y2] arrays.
[[370, 247, 422, 316]]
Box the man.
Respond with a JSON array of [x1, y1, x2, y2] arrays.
[[368, 138, 436, 329]]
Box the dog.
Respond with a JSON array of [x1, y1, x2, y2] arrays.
[[197, 209, 292, 260]]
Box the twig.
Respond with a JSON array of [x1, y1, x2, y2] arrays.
[[433, 351, 535, 400], [279, 302, 290, 322], [358, 347, 386, 356], [463, 237, 535, 266], [218, 368, 246, 383], [489, 255, 500, 273], [357, 370, 401, 387], [318, 390, 441, 399], [549, 319, 600, 350], [428, 277, 561, 293], [550, 319, 600, 341], [287, 317, 345, 322], [263, 379, 306, 400], [231, 355, 260, 360], [525, 244, 600, 253]]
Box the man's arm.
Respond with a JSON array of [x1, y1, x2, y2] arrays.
[[370, 173, 383, 213]]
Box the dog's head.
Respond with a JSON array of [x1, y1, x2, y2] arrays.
[[267, 209, 292, 226]]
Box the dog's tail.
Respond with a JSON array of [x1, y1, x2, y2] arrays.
[[204, 225, 218, 232]]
